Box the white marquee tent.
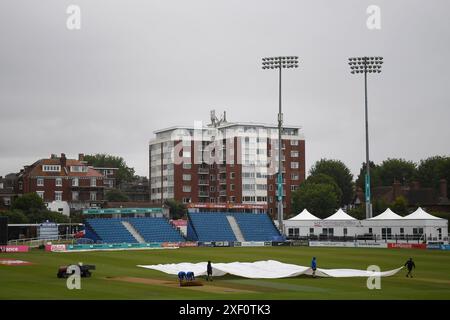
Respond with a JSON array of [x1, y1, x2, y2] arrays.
[[283, 207, 448, 242], [325, 208, 356, 220], [369, 208, 403, 220], [403, 207, 444, 220], [288, 209, 321, 221]]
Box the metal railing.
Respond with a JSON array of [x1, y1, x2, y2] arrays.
[[8, 234, 76, 247], [285, 234, 439, 243]]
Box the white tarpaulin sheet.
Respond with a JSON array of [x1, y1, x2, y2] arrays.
[[137, 260, 403, 278]]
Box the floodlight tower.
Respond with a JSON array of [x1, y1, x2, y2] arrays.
[[262, 56, 299, 236], [348, 56, 383, 219]]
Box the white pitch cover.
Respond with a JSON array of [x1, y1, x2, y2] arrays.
[[137, 260, 403, 278]]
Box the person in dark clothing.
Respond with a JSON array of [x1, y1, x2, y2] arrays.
[[311, 257, 317, 278], [405, 258, 416, 278], [206, 261, 213, 281], [177, 271, 186, 286]]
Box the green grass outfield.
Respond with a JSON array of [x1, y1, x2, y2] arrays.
[[0, 246, 449, 300]]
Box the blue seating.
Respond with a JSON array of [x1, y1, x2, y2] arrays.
[[187, 212, 280, 242], [84, 217, 185, 243], [187, 213, 237, 242], [233, 213, 281, 241], [126, 217, 185, 242], [85, 218, 137, 243]]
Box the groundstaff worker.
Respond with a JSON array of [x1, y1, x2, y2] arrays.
[[311, 257, 317, 278], [404, 258, 416, 278], [206, 261, 213, 281]]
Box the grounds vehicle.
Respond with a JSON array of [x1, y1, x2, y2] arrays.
[[57, 264, 96, 278]]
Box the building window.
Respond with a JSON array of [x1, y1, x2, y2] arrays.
[[269, 184, 273, 191], [291, 162, 299, 169], [368, 228, 373, 234], [291, 173, 299, 180], [36, 191, 44, 199], [72, 191, 79, 201], [56, 178, 62, 187], [55, 191, 62, 201], [182, 197, 191, 204], [37, 178, 44, 187], [309, 228, 314, 235], [230, 172, 235, 179], [90, 192, 97, 201], [182, 163, 192, 169], [290, 185, 297, 191], [43, 165, 61, 172], [182, 185, 191, 192], [269, 196, 273, 203], [210, 198, 215, 203], [72, 178, 79, 187], [343, 228, 348, 236], [183, 151, 191, 158], [183, 174, 191, 181], [230, 184, 235, 191], [210, 186, 215, 192], [290, 140, 299, 146], [290, 151, 299, 157], [90, 178, 97, 187], [70, 166, 88, 173], [229, 196, 236, 203]]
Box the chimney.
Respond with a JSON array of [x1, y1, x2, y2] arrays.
[[60, 153, 67, 167], [393, 180, 402, 199], [78, 153, 84, 161], [51, 154, 57, 159], [439, 179, 448, 200]]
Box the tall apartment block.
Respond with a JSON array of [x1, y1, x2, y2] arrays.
[[149, 112, 305, 217]]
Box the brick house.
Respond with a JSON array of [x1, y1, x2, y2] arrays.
[[16, 153, 105, 212]]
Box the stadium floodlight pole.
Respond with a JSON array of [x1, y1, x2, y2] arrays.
[[262, 56, 299, 236], [348, 56, 383, 219]]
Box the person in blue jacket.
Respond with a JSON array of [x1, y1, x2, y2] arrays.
[[177, 271, 186, 286], [311, 257, 317, 278]]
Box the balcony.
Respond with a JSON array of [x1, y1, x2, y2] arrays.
[[219, 179, 227, 185], [198, 191, 209, 197], [198, 167, 209, 174], [198, 180, 209, 185], [219, 190, 227, 196], [218, 165, 227, 173]]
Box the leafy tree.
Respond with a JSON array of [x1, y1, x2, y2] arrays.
[[11, 193, 46, 212], [347, 206, 365, 220], [372, 198, 389, 216], [27, 210, 69, 223], [291, 183, 339, 219], [377, 158, 417, 186], [309, 159, 354, 206], [390, 196, 409, 216], [105, 189, 130, 202], [416, 155, 450, 195], [0, 209, 29, 224], [355, 161, 381, 190], [83, 154, 135, 186], [164, 199, 187, 220], [302, 173, 342, 205]]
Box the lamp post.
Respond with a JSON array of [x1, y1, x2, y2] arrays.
[[348, 56, 383, 219], [262, 56, 299, 236]]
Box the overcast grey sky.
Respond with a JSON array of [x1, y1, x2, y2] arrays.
[[0, 0, 449, 178]]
